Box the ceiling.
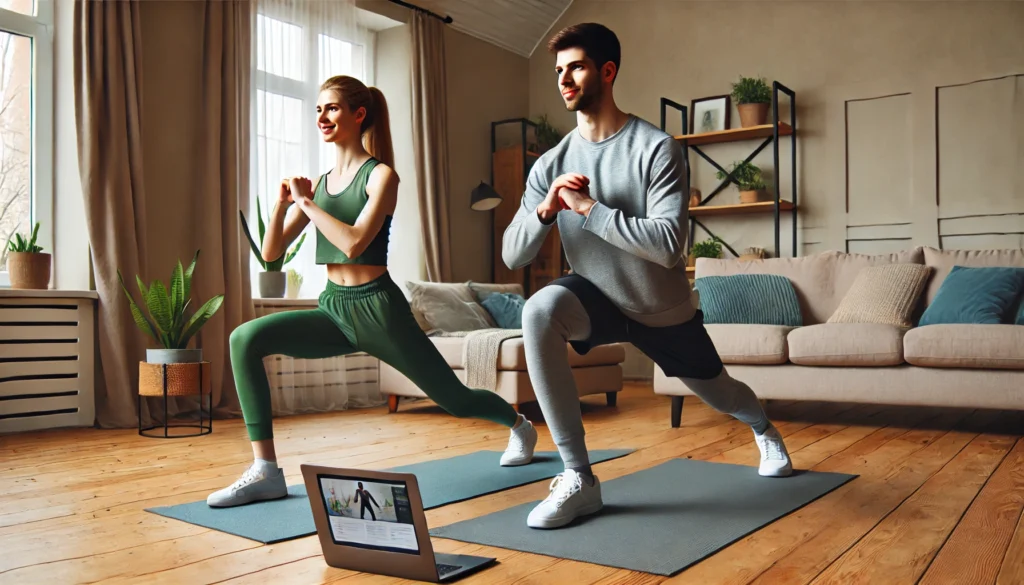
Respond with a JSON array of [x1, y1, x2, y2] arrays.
[[414, 0, 574, 58]]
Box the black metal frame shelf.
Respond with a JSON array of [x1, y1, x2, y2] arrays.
[[660, 82, 798, 259]]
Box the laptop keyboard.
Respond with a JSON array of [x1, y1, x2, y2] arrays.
[[436, 563, 463, 577]]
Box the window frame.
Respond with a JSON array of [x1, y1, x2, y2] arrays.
[[0, 0, 53, 287]]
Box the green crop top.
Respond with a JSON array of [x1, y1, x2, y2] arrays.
[[313, 158, 391, 266]]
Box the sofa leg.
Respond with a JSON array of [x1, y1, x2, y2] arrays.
[[671, 396, 683, 428], [387, 395, 399, 413], [606, 392, 617, 407]]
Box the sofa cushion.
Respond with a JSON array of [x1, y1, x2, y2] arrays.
[[904, 324, 1024, 370], [705, 324, 792, 365], [694, 274, 802, 326], [468, 281, 525, 303], [430, 337, 626, 371], [696, 248, 924, 325], [788, 323, 906, 366], [922, 246, 1024, 305], [827, 263, 932, 328], [404, 280, 496, 331], [919, 265, 1024, 325], [480, 293, 526, 328]]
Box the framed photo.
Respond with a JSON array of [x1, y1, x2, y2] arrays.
[[690, 95, 731, 134]]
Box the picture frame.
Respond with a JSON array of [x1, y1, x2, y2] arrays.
[[690, 95, 731, 134]]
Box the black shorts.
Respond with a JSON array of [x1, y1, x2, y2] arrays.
[[550, 273, 724, 380]]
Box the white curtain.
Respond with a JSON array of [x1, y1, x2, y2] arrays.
[[250, 0, 384, 415]]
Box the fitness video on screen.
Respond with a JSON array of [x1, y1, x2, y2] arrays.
[[318, 476, 419, 554]]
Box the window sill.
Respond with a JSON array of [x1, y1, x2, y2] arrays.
[[0, 288, 99, 299]]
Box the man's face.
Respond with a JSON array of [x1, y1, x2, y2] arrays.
[[555, 47, 603, 112]]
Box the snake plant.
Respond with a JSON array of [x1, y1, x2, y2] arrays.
[[240, 197, 305, 271]]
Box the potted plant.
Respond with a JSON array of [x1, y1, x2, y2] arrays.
[[534, 115, 563, 153], [117, 249, 225, 364], [716, 160, 766, 204], [731, 76, 772, 128], [688, 236, 724, 267], [5, 222, 51, 289], [240, 197, 305, 298], [286, 268, 303, 299]]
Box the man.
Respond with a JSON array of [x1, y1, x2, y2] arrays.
[[354, 482, 380, 521], [502, 23, 792, 530]]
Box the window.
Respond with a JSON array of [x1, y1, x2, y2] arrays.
[[0, 0, 52, 287], [252, 5, 374, 298]]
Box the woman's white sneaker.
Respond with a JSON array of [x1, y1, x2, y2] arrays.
[[527, 469, 603, 529], [755, 425, 793, 477], [500, 416, 537, 466], [207, 461, 288, 507]]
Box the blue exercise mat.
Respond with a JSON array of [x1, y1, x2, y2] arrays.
[[145, 449, 633, 544], [429, 458, 857, 576]]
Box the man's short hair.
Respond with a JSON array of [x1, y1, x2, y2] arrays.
[[547, 23, 620, 81]]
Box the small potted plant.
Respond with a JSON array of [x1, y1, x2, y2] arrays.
[[688, 236, 724, 267], [240, 197, 305, 298], [286, 268, 304, 299], [534, 115, 563, 154], [731, 76, 772, 128], [117, 249, 224, 364], [716, 160, 766, 204], [5, 222, 51, 289]]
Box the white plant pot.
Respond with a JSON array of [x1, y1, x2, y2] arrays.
[[147, 348, 203, 364], [259, 271, 286, 298]]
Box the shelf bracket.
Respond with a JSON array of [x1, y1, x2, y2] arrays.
[[692, 137, 773, 206], [691, 218, 741, 258]]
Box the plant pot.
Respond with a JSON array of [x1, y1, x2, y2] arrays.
[[7, 252, 51, 289], [687, 253, 696, 267], [739, 190, 761, 204], [737, 103, 769, 128], [147, 348, 203, 364], [258, 271, 286, 298]]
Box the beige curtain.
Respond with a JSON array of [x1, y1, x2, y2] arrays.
[[410, 12, 453, 283], [75, 0, 254, 428], [74, 0, 149, 428]]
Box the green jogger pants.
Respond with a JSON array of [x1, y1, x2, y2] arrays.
[[230, 272, 519, 441]]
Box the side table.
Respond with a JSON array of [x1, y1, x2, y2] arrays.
[[138, 361, 213, 438]]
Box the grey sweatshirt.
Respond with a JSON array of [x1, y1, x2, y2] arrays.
[[502, 114, 696, 327]]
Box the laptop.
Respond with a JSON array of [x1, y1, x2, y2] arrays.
[[300, 463, 497, 582]]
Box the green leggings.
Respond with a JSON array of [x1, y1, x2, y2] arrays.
[[230, 272, 519, 441]]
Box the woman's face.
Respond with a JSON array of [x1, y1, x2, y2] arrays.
[[316, 89, 364, 143]]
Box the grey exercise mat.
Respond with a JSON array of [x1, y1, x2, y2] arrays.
[[429, 458, 857, 576], [145, 449, 632, 544]]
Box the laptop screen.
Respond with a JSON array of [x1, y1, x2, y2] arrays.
[[315, 474, 421, 555]]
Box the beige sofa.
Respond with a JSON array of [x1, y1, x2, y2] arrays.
[[654, 246, 1024, 426], [380, 280, 626, 413]]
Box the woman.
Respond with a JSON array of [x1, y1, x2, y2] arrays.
[[208, 76, 538, 508]]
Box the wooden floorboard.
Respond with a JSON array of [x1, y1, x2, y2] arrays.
[[0, 382, 1022, 584]]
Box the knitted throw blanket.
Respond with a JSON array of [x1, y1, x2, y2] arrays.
[[428, 328, 523, 391]]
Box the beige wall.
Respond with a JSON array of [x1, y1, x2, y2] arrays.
[[527, 1, 1024, 259], [445, 27, 530, 283]]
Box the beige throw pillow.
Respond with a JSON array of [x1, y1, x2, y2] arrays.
[[404, 280, 496, 332], [827, 263, 932, 328]]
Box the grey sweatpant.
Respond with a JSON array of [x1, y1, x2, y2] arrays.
[[522, 284, 771, 471]]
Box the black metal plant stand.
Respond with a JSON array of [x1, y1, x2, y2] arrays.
[[660, 82, 798, 259], [138, 362, 213, 438]]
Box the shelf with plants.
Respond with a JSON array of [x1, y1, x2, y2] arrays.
[[661, 76, 798, 261]]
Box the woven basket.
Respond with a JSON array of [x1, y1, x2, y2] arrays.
[[139, 361, 212, 397]]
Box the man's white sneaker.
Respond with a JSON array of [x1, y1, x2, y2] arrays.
[[755, 425, 793, 477], [207, 462, 288, 507], [527, 469, 603, 529], [500, 416, 537, 466]]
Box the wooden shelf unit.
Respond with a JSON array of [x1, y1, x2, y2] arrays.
[[690, 200, 795, 217], [675, 122, 793, 146]]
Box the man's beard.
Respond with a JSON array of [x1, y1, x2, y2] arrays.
[[564, 83, 600, 112]]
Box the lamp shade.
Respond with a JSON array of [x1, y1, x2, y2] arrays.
[[470, 181, 502, 211]]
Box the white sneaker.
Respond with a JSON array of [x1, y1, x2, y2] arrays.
[[500, 417, 537, 466], [207, 462, 288, 507], [755, 425, 793, 477], [527, 469, 603, 529]]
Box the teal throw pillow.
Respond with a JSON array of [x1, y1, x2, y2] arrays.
[[919, 265, 1024, 325], [480, 293, 526, 329], [693, 274, 802, 326]]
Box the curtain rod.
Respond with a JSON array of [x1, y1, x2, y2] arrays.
[[386, 0, 453, 24]]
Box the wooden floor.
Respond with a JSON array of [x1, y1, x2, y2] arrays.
[[2, 382, 1024, 584]]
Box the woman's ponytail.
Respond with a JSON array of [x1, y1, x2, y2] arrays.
[[364, 86, 394, 169]]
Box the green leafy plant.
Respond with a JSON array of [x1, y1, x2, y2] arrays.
[[117, 250, 225, 350], [6, 222, 44, 253], [716, 161, 766, 191], [691, 237, 724, 259], [534, 115, 563, 152], [287, 268, 303, 296], [240, 197, 305, 271], [731, 76, 772, 105]]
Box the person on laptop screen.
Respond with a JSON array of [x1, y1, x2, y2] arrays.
[[355, 482, 382, 521]]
